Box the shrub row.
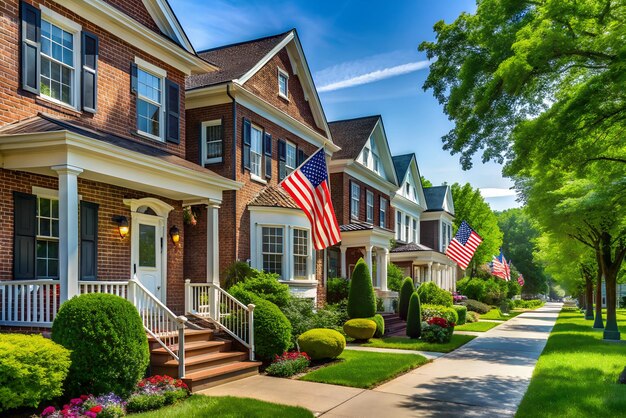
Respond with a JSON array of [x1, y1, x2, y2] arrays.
[[511, 299, 544, 309], [462, 299, 491, 314], [421, 304, 459, 325]]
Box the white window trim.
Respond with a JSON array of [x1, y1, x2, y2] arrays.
[[366, 190, 374, 224], [39, 7, 82, 111], [32, 186, 82, 201], [277, 68, 289, 100], [292, 227, 311, 280], [380, 197, 387, 228], [250, 124, 264, 179], [135, 63, 166, 142], [396, 210, 402, 240], [350, 183, 360, 220], [134, 56, 167, 78], [201, 120, 223, 164], [285, 140, 297, 172], [260, 225, 285, 278]]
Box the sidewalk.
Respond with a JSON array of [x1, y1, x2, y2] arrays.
[[200, 302, 562, 417]]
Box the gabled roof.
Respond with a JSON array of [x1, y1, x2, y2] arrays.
[[392, 154, 413, 183], [248, 186, 299, 209], [145, 0, 196, 53], [328, 116, 380, 160], [423, 185, 454, 214], [390, 242, 435, 253]]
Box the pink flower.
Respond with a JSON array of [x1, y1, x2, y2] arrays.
[[41, 406, 56, 417], [85, 412, 97, 418], [70, 398, 83, 406]]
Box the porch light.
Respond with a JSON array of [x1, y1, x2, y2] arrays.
[[112, 215, 129, 238], [169, 226, 180, 244]]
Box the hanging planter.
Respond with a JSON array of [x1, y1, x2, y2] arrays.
[[183, 206, 197, 226]]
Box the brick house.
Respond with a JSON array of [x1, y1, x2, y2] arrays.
[[184, 29, 338, 304], [326, 115, 399, 307]]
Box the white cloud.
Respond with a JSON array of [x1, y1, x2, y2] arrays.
[[479, 188, 518, 198]]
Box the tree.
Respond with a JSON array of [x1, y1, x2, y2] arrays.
[[421, 176, 433, 188], [451, 183, 503, 275], [497, 208, 548, 296]]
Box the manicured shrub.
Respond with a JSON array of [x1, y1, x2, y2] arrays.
[[417, 282, 453, 307], [398, 277, 414, 320], [421, 317, 455, 343], [280, 296, 342, 348], [297, 329, 346, 360], [0, 334, 70, 412], [347, 259, 376, 319], [265, 352, 311, 377], [126, 394, 165, 413], [462, 299, 491, 314], [229, 271, 290, 308], [466, 311, 480, 323], [421, 304, 459, 324], [51, 293, 149, 397], [406, 292, 422, 339], [327, 278, 350, 304], [368, 314, 385, 338], [512, 299, 545, 309], [457, 278, 486, 301], [387, 263, 405, 292], [343, 318, 377, 340], [452, 305, 467, 325]]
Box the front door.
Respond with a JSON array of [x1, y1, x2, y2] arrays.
[[132, 213, 164, 301]]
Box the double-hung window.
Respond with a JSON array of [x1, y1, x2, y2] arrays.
[[262, 227, 283, 277], [136, 67, 164, 140], [250, 125, 263, 178], [286, 141, 297, 175], [350, 183, 360, 220], [412, 219, 418, 243], [278, 68, 289, 98], [362, 148, 370, 166], [396, 211, 402, 240], [40, 19, 77, 107], [405, 215, 410, 243], [202, 120, 223, 164], [293, 229, 308, 278], [36, 197, 59, 278], [366, 191, 374, 223], [380, 198, 387, 228]]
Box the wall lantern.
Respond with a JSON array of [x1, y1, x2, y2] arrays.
[[112, 215, 129, 239], [169, 226, 180, 244]]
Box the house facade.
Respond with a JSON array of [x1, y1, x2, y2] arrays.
[[184, 29, 337, 303]]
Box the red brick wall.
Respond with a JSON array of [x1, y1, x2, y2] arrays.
[[103, 0, 161, 34], [183, 205, 207, 283], [0, 169, 187, 313], [0, 0, 187, 158]]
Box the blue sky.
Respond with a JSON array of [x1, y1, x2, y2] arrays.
[[170, 0, 520, 211]]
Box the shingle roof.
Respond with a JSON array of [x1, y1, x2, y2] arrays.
[[339, 222, 374, 232], [423, 186, 449, 212], [390, 242, 434, 253], [328, 116, 380, 160], [248, 186, 299, 209], [0, 114, 227, 178], [392, 154, 414, 183], [186, 31, 292, 90]]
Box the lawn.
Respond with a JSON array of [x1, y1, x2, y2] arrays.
[[360, 334, 476, 353], [516, 310, 626, 418], [299, 350, 428, 389], [480, 309, 523, 321], [455, 321, 499, 332], [131, 395, 313, 418]]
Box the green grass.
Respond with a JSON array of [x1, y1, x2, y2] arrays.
[[360, 334, 476, 353], [480, 309, 523, 321], [516, 310, 626, 418], [130, 395, 313, 418], [455, 321, 500, 332], [299, 350, 428, 388]]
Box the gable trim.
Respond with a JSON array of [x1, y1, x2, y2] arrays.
[[142, 0, 195, 53]]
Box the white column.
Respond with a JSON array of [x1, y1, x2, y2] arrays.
[[379, 248, 389, 291], [364, 245, 373, 281], [206, 203, 220, 285], [427, 262, 433, 283], [340, 246, 348, 278], [53, 165, 83, 303]]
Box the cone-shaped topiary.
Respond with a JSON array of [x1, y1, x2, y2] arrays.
[[406, 292, 422, 339], [398, 277, 414, 320], [347, 258, 376, 319]]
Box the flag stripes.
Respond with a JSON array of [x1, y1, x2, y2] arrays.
[[444, 221, 483, 269]]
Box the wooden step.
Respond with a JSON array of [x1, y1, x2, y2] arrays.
[[152, 351, 249, 375], [147, 329, 214, 350], [183, 361, 262, 392], [150, 339, 232, 362]]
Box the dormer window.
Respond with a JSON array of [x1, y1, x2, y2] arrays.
[[278, 68, 289, 99]]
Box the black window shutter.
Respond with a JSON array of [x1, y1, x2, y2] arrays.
[[81, 31, 99, 113], [80, 201, 99, 280], [13, 192, 36, 279], [242, 118, 251, 171], [20, 1, 41, 94], [165, 79, 180, 144], [297, 148, 305, 166], [264, 132, 272, 179], [278, 139, 286, 180], [130, 62, 138, 94], [198, 122, 204, 165]]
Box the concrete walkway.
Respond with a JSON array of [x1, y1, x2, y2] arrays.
[[200, 302, 562, 417]]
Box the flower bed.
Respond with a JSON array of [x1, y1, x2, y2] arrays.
[[421, 317, 456, 343], [265, 351, 311, 377]]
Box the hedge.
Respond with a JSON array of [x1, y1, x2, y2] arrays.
[[421, 304, 459, 325], [462, 299, 491, 314], [347, 259, 376, 319], [452, 305, 467, 325]]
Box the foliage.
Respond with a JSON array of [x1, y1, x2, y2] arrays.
[[51, 293, 149, 397], [512, 299, 545, 310], [297, 329, 345, 360], [462, 299, 491, 314], [280, 296, 342, 348], [265, 352, 311, 377], [361, 334, 476, 353], [343, 318, 377, 341], [421, 317, 455, 343], [466, 311, 480, 323], [222, 261, 253, 290], [347, 258, 376, 319], [457, 277, 485, 301], [417, 281, 453, 307], [369, 314, 385, 338], [387, 263, 405, 292], [325, 300, 350, 326], [126, 375, 189, 413], [326, 277, 350, 304], [482, 278, 508, 305], [406, 292, 422, 339], [421, 176, 433, 188], [398, 277, 415, 320], [452, 305, 467, 325], [42, 393, 126, 418], [421, 304, 459, 325], [229, 271, 290, 308], [0, 334, 70, 412]]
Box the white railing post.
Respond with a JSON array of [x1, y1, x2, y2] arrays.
[[127, 277, 136, 307], [211, 284, 220, 321], [177, 315, 188, 378], [184, 280, 192, 314], [247, 303, 255, 361]]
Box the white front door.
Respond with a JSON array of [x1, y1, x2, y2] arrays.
[[132, 213, 165, 301]]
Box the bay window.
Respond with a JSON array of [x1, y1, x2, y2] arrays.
[[293, 229, 308, 278], [262, 227, 283, 277]]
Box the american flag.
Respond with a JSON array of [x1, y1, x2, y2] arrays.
[[492, 250, 510, 281], [517, 274, 525, 286], [280, 148, 341, 250], [444, 221, 483, 269]]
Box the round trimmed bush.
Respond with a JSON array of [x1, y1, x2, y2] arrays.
[[368, 314, 385, 338], [406, 292, 422, 339], [297, 329, 346, 360], [421, 304, 459, 325], [51, 293, 149, 397], [0, 334, 70, 412], [343, 318, 377, 340], [452, 305, 467, 325], [347, 259, 376, 319], [463, 299, 491, 314], [398, 277, 414, 320], [417, 282, 453, 307]]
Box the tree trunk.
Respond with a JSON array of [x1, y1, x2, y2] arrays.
[[593, 268, 604, 329], [585, 275, 594, 320], [600, 232, 623, 341]]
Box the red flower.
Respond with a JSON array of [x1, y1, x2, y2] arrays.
[[89, 405, 103, 413], [427, 316, 455, 328], [80, 395, 89, 401]]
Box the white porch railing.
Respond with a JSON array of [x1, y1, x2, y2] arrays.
[[0, 280, 60, 327], [79, 281, 128, 298], [185, 280, 255, 360]]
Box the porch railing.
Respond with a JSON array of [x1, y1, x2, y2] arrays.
[[79, 280, 128, 298], [185, 280, 255, 360], [0, 280, 60, 327]]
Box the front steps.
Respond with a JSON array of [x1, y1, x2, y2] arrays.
[[381, 312, 406, 337], [148, 328, 261, 392]]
